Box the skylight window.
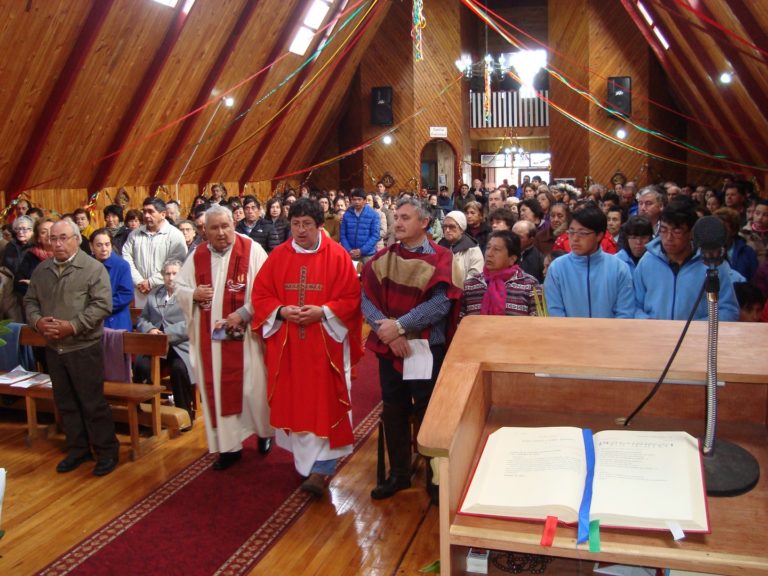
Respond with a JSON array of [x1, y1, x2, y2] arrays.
[[289, 0, 333, 56], [289, 27, 316, 56], [305, 0, 331, 29], [636, 1, 670, 51], [637, 1, 653, 26], [653, 26, 670, 50], [150, 0, 196, 12]]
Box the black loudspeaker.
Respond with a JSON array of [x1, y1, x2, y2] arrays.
[[607, 76, 631, 118], [371, 86, 393, 126]]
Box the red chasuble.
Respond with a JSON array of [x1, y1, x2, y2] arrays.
[[194, 235, 251, 427], [251, 238, 363, 448]]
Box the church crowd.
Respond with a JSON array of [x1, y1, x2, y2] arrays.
[[1, 174, 766, 498]]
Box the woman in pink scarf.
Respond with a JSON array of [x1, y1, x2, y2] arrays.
[[460, 230, 541, 318]]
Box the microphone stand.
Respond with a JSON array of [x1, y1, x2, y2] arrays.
[[701, 261, 760, 496]]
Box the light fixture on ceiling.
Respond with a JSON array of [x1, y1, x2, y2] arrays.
[[223, 96, 235, 108], [616, 128, 628, 140], [454, 54, 473, 77], [719, 72, 733, 84], [382, 135, 393, 145]]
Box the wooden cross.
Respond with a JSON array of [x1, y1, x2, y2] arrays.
[[284, 265, 323, 338]]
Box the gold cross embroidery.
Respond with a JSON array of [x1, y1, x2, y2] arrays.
[[284, 265, 323, 338]]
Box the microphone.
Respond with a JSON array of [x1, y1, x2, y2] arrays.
[[692, 216, 726, 268]]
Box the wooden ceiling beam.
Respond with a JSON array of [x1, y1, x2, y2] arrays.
[[198, 6, 309, 188], [87, 3, 190, 193], [271, 12, 370, 181], [654, 6, 765, 165], [149, 0, 260, 186], [272, 62, 349, 181], [622, 0, 759, 170], [696, 2, 768, 113], [3, 0, 115, 203]]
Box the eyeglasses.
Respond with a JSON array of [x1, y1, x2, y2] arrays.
[[15, 227, 32, 232], [443, 224, 459, 231], [290, 221, 316, 231], [566, 229, 596, 238], [50, 235, 75, 244], [658, 226, 688, 238]]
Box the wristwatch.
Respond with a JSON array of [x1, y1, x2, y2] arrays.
[[395, 320, 406, 336]]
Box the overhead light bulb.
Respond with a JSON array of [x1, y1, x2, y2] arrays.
[[616, 128, 628, 140], [382, 135, 393, 145], [719, 72, 733, 84], [223, 96, 235, 107]]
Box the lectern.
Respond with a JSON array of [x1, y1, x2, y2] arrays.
[[417, 317, 768, 575]]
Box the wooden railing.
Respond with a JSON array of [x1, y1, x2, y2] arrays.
[[470, 90, 549, 128]]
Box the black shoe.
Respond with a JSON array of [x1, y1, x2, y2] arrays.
[[93, 456, 118, 477], [213, 450, 242, 471], [56, 453, 92, 473], [257, 437, 272, 454], [300, 473, 326, 496], [370, 476, 411, 500]]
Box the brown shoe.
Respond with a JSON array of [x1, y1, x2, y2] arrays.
[[300, 473, 326, 496]]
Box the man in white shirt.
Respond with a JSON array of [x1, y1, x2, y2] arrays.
[[122, 197, 187, 307]]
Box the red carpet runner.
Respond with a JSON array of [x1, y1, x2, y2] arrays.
[[39, 350, 381, 576]]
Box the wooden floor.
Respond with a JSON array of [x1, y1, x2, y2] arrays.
[[1, 407, 594, 576]]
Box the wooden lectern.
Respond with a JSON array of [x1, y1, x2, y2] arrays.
[[417, 317, 768, 575]]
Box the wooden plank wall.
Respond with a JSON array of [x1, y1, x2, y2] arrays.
[[586, 0, 657, 187], [549, 0, 687, 188], [411, 0, 464, 191], [357, 0, 419, 194], [548, 0, 590, 186], [353, 0, 464, 195]]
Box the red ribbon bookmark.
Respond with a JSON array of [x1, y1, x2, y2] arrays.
[[540, 515, 558, 547]]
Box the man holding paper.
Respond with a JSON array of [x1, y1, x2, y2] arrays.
[[252, 198, 363, 496], [176, 205, 272, 471], [361, 197, 462, 501]]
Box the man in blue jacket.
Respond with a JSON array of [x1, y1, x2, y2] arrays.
[[633, 200, 739, 321], [340, 188, 381, 262], [544, 204, 635, 318]]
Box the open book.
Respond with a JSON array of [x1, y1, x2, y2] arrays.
[[10, 373, 52, 388], [0, 365, 38, 384], [459, 427, 709, 533]]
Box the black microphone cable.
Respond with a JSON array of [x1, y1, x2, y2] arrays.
[[619, 277, 706, 428]]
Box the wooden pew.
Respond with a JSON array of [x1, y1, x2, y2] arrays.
[[0, 326, 170, 460]]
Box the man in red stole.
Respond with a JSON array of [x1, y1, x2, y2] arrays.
[[176, 205, 272, 471], [361, 197, 462, 502], [252, 198, 363, 496]]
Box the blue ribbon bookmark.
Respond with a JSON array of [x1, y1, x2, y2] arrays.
[[577, 428, 595, 544]]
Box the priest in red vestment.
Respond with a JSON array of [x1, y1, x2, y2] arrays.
[[252, 198, 363, 496]]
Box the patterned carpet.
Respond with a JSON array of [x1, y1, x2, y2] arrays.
[[38, 349, 381, 576]]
